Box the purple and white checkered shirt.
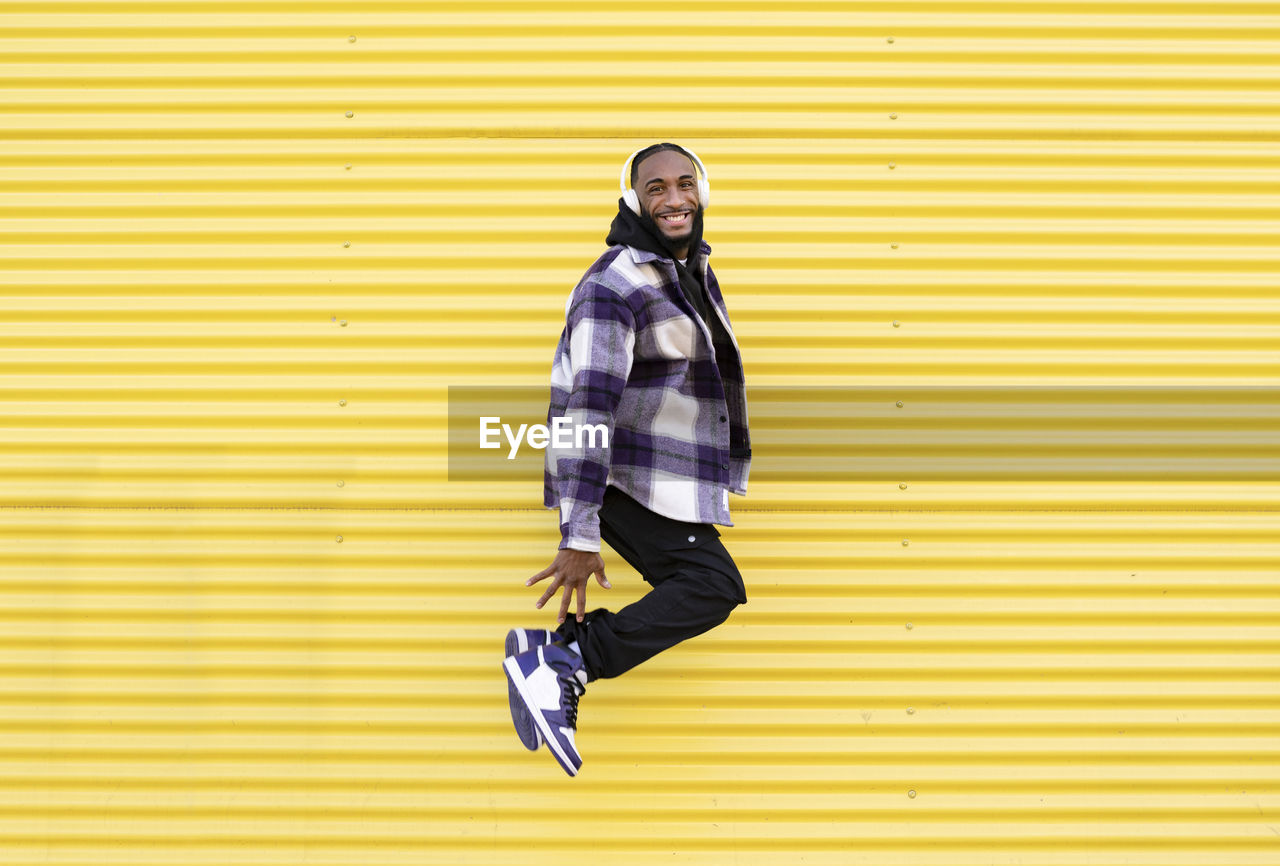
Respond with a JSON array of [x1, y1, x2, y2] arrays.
[[543, 241, 751, 552]]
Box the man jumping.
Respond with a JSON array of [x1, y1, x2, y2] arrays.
[[502, 143, 752, 776]]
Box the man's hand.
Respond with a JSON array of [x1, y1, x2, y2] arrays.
[[527, 549, 612, 624]]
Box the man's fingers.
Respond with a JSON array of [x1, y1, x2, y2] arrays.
[[535, 577, 563, 609], [595, 568, 612, 589], [575, 583, 586, 622], [557, 585, 573, 624], [527, 565, 555, 586]]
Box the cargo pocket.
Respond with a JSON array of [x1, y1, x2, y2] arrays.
[[650, 525, 747, 605]]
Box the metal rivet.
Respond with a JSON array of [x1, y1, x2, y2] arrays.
[[890, 243, 899, 249], [896, 401, 904, 408], [343, 241, 350, 248], [892, 320, 900, 327], [899, 482, 907, 490], [902, 539, 910, 546], [906, 707, 915, 714], [348, 35, 356, 43], [338, 400, 346, 407], [908, 789, 917, 799], [889, 113, 898, 119], [345, 111, 354, 118], [344, 163, 352, 170], [887, 37, 895, 43], [336, 535, 343, 543], [906, 622, 913, 629], [688, 535, 696, 543], [339, 320, 348, 327], [888, 162, 896, 169], [336, 480, 344, 487]]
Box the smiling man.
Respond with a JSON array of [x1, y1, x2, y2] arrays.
[[501, 143, 752, 776]]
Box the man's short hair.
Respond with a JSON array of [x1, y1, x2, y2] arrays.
[[629, 142, 694, 187]]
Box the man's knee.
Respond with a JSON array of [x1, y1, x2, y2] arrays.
[[693, 567, 746, 623], [686, 542, 746, 607]]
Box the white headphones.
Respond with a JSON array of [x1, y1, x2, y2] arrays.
[[619, 144, 711, 215]]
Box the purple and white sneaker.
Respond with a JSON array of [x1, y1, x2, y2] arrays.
[[503, 628, 561, 751], [502, 643, 587, 777]]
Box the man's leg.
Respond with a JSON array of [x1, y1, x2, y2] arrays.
[[555, 485, 747, 681]]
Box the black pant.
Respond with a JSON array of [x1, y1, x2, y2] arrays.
[[555, 486, 748, 682]]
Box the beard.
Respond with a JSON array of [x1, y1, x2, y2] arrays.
[[640, 206, 701, 255]]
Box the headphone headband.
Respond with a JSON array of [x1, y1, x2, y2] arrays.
[[619, 144, 711, 215]]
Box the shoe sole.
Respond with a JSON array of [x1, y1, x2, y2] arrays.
[[504, 629, 542, 751], [503, 653, 581, 777]]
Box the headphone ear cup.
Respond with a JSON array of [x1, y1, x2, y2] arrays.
[[623, 188, 641, 215], [698, 178, 711, 210]]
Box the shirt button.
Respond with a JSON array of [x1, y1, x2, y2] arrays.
[[687, 535, 696, 543], [722, 462, 729, 470], [719, 415, 727, 423]]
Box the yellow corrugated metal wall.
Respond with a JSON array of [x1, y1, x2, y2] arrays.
[[2, 1, 1278, 863]]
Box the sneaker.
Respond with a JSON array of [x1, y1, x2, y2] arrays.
[[502, 643, 587, 777], [503, 628, 560, 750]]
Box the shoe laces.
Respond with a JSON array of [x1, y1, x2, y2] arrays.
[[561, 675, 585, 729]]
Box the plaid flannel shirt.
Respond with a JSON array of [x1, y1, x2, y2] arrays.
[[543, 240, 751, 551]]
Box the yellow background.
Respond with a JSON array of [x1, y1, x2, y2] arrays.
[[2, 1, 1278, 863]]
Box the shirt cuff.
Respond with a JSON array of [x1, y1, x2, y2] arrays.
[[559, 522, 601, 553]]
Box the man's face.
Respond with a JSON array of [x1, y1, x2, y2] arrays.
[[634, 150, 701, 250]]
